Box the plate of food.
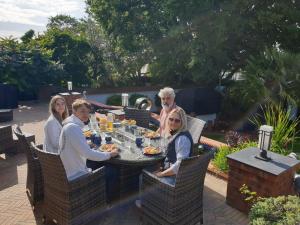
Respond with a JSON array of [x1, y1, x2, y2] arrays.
[[143, 131, 160, 139], [99, 143, 118, 152], [143, 146, 161, 155], [83, 130, 92, 138], [121, 119, 137, 126]]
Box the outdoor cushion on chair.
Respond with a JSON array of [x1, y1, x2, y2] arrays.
[[186, 115, 206, 144]]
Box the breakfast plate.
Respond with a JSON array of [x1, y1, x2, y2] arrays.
[[99, 143, 118, 152], [143, 146, 161, 155]]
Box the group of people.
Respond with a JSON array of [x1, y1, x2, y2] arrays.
[[43, 87, 193, 196]]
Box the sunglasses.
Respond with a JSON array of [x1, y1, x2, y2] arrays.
[[169, 117, 181, 123]]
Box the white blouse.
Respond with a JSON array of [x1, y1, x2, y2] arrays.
[[43, 114, 62, 153], [168, 135, 191, 174]]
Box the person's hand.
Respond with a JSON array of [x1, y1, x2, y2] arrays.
[[155, 171, 164, 177], [110, 149, 119, 158]]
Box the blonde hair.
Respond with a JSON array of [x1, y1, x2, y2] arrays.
[[158, 87, 175, 99], [49, 95, 69, 124], [72, 99, 91, 112], [166, 107, 188, 136]]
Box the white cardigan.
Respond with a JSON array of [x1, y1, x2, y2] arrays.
[[59, 114, 111, 180], [43, 114, 62, 153]]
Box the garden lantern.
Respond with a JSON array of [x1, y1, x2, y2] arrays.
[[67, 81, 72, 92], [256, 125, 273, 161], [122, 93, 129, 107]]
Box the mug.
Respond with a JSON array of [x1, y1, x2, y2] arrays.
[[135, 137, 144, 147], [105, 136, 112, 144], [92, 134, 101, 146]]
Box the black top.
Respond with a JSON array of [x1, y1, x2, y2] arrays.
[[166, 131, 193, 164]]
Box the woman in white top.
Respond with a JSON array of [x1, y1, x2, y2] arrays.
[[43, 95, 69, 153]]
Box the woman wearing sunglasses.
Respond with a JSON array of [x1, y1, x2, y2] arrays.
[[155, 107, 193, 183]]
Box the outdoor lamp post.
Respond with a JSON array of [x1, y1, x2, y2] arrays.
[[122, 93, 129, 107], [255, 125, 273, 161], [67, 81, 72, 93]]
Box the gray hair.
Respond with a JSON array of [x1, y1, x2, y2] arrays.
[[158, 87, 175, 99]]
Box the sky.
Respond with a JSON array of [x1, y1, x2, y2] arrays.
[[0, 0, 87, 38]]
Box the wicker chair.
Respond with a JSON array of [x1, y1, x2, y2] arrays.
[[187, 115, 206, 144], [124, 107, 150, 128], [13, 127, 43, 206], [0, 125, 16, 154], [141, 151, 213, 225], [32, 144, 107, 225]]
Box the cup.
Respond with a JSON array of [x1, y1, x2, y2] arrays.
[[92, 133, 101, 147], [105, 136, 112, 144], [135, 137, 144, 147]]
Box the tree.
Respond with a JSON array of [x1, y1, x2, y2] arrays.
[[87, 0, 300, 87], [242, 48, 300, 106], [21, 29, 35, 44], [0, 36, 63, 99]]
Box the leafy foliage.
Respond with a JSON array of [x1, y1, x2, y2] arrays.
[[0, 36, 63, 98], [250, 195, 300, 225], [106, 94, 122, 106], [250, 102, 300, 155], [242, 48, 300, 106], [213, 141, 257, 172]]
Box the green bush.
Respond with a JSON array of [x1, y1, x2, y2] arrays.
[[250, 195, 300, 225], [129, 93, 147, 106], [106, 94, 122, 106], [213, 141, 257, 172], [250, 102, 300, 155]]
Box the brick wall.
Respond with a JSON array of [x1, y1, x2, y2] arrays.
[[226, 158, 300, 213]]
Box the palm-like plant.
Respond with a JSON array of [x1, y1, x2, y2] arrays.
[[250, 101, 299, 155], [243, 48, 300, 106]]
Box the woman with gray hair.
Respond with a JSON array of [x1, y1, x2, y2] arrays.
[[157, 87, 178, 135], [155, 107, 193, 183]]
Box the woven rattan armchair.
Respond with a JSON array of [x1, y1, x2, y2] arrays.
[[32, 144, 107, 225], [141, 151, 213, 225], [186, 115, 206, 144], [124, 107, 150, 128], [0, 125, 16, 154], [13, 127, 43, 207]]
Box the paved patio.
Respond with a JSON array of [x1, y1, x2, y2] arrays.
[[0, 102, 249, 225]]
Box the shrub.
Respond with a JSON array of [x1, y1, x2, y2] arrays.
[[106, 94, 121, 106], [129, 93, 147, 106], [213, 141, 257, 172], [213, 145, 235, 172], [250, 102, 300, 155], [250, 195, 300, 225], [225, 130, 252, 147]]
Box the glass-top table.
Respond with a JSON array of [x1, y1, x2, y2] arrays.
[[100, 127, 168, 166]]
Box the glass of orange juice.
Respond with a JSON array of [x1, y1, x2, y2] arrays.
[[99, 117, 107, 131]]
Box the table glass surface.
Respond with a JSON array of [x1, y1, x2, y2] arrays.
[[96, 127, 168, 166]]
